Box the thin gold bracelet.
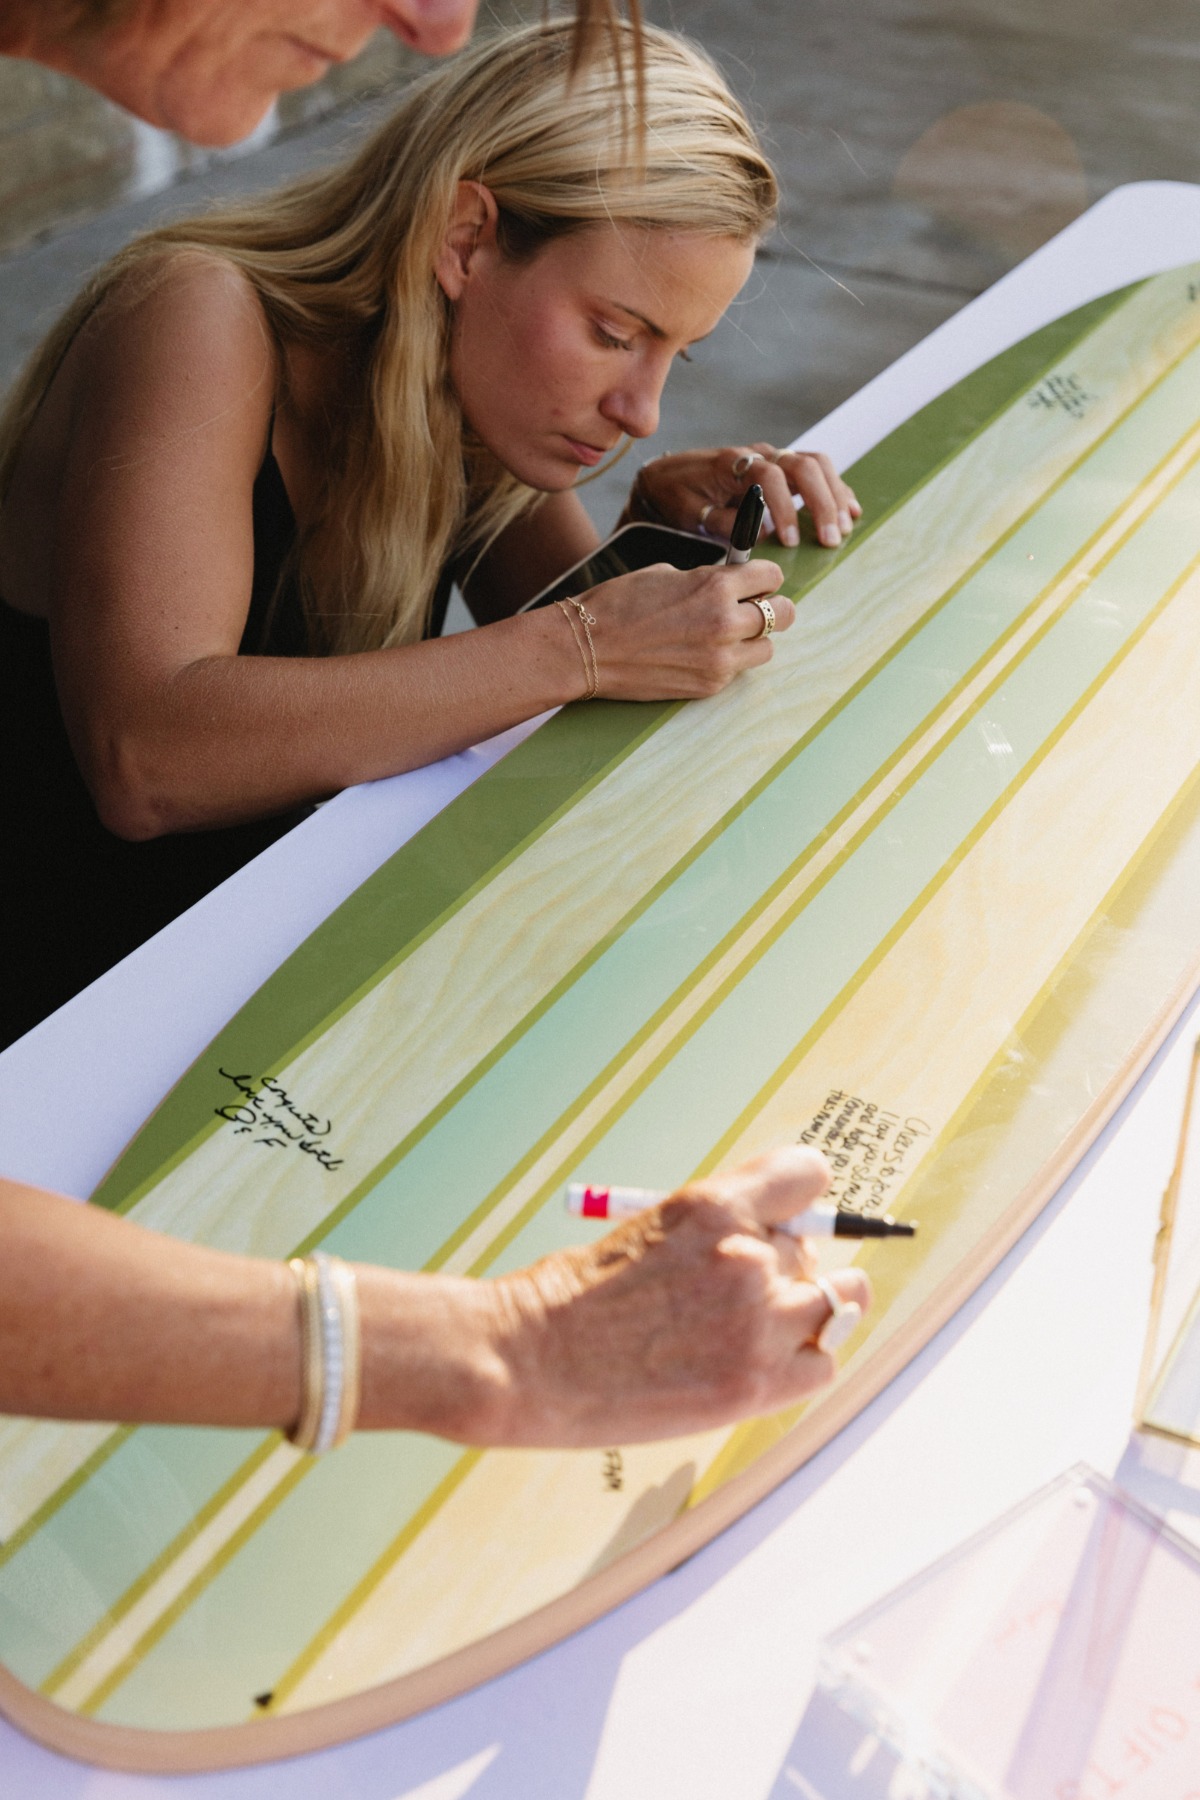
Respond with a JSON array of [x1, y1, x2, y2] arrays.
[[555, 596, 598, 699], [288, 1256, 324, 1451], [556, 594, 599, 699]]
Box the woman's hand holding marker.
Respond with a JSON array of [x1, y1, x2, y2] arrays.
[[474, 1148, 873, 1447], [567, 1169, 913, 1357], [569, 559, 793, 702]]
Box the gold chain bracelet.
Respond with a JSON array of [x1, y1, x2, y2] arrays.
[[555, 595, 599, 700]]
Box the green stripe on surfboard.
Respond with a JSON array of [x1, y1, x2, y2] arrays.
[[89, 281, 1136, 1216]]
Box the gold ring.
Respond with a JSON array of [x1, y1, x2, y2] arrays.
[[748, 597, 775, 638], [731, 451, 759, 479], [814, 1275, 862, 1352]]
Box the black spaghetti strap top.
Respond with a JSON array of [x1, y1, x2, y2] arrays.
[[0, 435, 452, 1049]]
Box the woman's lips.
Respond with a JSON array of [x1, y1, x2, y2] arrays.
[[562, 436, 611, 468]]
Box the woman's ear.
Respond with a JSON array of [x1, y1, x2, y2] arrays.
[[434, 181, 501, 302]]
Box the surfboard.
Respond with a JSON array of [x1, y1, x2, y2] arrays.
[[6, 261, 1200, 1772]]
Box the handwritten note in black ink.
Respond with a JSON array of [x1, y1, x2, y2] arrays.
[[214, 1069, 345, 1171], [800, 1090, 930, 1213]]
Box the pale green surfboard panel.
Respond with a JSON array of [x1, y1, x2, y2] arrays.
[[7, 267, 1200, 1771]]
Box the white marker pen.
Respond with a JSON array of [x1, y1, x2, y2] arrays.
[[565, 1183, 916, 1238]]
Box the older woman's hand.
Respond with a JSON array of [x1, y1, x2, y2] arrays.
[[475, 1148, 872, 1447], [1, 1150, 869, 1449], [627, 444, 862, 550], [573, 558, 795, 701]]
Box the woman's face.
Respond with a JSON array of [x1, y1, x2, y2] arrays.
[[441, 218, 756, 491], [31, 0, 479, 146]]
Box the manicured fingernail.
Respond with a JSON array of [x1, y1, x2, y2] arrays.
[[820, 523, 842, 548], [781, 525, 799, 546], [838, 510, 853, 534]]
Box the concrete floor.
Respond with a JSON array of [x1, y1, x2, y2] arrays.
[[1, 0, 1198, 537]]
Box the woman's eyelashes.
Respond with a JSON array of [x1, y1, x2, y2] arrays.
[[592, 321, 634, 351], [591, 321, 693, 363]]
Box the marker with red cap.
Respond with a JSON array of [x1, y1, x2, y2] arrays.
[[565, 1182, 916, 1238]]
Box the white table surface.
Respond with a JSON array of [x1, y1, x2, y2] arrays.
[[5, 180, 1200, 1799]]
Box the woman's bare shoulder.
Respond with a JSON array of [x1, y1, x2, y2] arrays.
[[1, 253, 277, 617], [49, 250, 284, 493], [68, 249, 279, 441], [87, 248, 272, 347]]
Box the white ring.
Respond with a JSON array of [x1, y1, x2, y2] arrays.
[[814, 1275, 862, 1352], [731, 450, 760, 479], [697, 501, 717, 536]]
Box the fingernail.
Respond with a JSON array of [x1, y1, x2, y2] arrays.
[[820, 523, 842, 548], [838, 510, 853, 534], [781, 525, 799, 547]]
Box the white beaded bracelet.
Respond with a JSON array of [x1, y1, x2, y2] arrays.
[[287, 1252, 361, 1454]]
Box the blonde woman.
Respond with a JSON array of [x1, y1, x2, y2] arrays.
[[1, 20, 858, 1047], [0, 22, 870, 1450]]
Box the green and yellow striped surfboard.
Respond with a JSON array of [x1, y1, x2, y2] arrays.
[[6, 263, 1200, 1771]]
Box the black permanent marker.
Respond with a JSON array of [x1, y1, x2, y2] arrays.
[[725, 482, 765, 564]]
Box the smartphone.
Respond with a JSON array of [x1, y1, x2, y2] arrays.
[[520, 522, 724, 612]]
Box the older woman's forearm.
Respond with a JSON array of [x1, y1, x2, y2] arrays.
[[0, 1180, 511, 1441], [0, 1179, 301, 1426], [0, 1150, 870, 1447]]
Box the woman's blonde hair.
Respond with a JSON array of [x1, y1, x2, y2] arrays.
[[1, 20, 777, 652]]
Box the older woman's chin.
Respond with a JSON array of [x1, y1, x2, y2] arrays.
[[146, 60, 300, 148], [73, 58, 278, 147], [93, 34, 339, 147], [155, 91, 278, 148]]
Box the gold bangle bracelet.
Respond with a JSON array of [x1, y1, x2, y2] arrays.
[[288, 1256, 324, 1452]]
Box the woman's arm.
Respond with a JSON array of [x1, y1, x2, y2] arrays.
[[0, 1178, 506, 1438], [32, 259, 787, 839], [0, 1152, 870, 1447], [36, 260, 589, 839]]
